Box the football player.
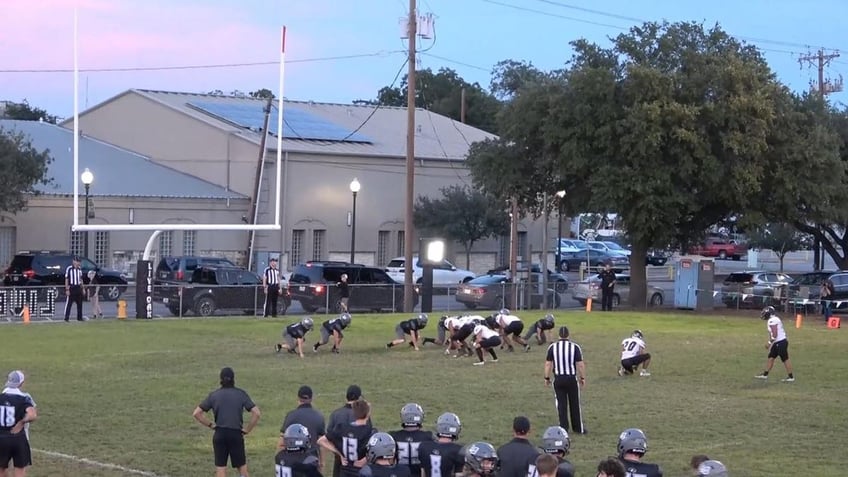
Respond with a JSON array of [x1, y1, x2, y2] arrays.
[[522, 314, 556, 351], [755, 306, 795, 382], [617, 428, 663, 477], [389, 403, 433, 477], [618, 329, 652, 377], [318, 399, 376, 477], [419, 412, 465, 477], [386, 314, 429, 351], [422, 315, 454, 347], [314, 313, 352, 354], [275, 424, 322, 477], [696, 460, 728, 477], [359, 432, 411, 477], [471, 321, 502, 366], [450, 315, 484, 358], [463, 442, 499, 477], [492, 308, 527, 352], [276, 317, 315, 358], [539, 426, 574, 477]]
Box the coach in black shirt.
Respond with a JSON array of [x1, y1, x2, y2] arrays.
[[263, 258, 282, 317], [497, 416, 540, 477], [193, 367, 261, 476], [282, 385, 326, 469], [544, 326, 586, 434], [598, 263, 616, 311]]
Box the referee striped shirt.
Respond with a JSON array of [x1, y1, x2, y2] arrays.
[[546, 339, 583, 376], [65, 266, 83, 286], [263, 266, 279, 285]]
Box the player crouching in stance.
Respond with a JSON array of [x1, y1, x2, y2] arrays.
[[275, 424, 322, 477], [488, 308, 528, 352], [448, 316, 482, 357], [387, 314, 428, 351], [313, 313, 352, 354], [755, 306, 795, 382], [539, 426, 575, 477], [359, 432, 411, 477], [522, 313, 556, 351], [471, 322, 501, 366], [422, 315, 452, 347], [463, 442, 499, 477], [276, 317, 314, 358], [618, 330, 651, 377]]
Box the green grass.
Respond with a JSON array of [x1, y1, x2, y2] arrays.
[[3, 311, 846, 477]]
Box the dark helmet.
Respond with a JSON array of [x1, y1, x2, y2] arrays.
[[617, 428, 648, 457], [283, 424, 311, 452], [400, 403, 424, 427], [632, 329, 643, 339], [484, 315, 499, 329], [761, 306, 775, 320], [366, 432, 397, 463], [464, 442, 499, 476], [439, 315, 448, 328], [435, 412, 462, 439], [698, 460, 728, 477], [541, 426, 570, 455]]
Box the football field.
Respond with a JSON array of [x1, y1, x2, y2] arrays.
[[3, 310, 844, 477]]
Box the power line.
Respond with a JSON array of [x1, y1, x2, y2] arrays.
[[421, 53, 490, 72], [482, 0, 628, 31], [0, 51, 406, 74]]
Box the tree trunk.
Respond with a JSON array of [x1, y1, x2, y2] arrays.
[[794, 222, 848, 269], [628, 241, 649, 309], [778, 252, 785, 272], [464, 243, 473, 270]]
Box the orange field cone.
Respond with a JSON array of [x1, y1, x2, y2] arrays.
[[22, 305, 30, 324], [585, 297, 593, 313], [795, 313, 802, 329]]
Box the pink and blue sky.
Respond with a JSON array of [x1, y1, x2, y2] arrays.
[[3, 0, 848, 119]]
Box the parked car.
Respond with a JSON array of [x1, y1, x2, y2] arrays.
[[571, 273, 665, 307], [385, 256, 475, 285], [3, 251, 128, 301], [553, 238, 585, 254], [646, 249, 671, 266], [158, 266, 288, 317], [597, 241, 632, 257], [455, 273, 561, 310], [559, 250, 629, 272], [290, 261, 416, 313], [690, 238, 747, 261], [485, 264, 568, 293], [721, 271, 794, 308], [787, 270, 846, 313], [156, 255, 238, 281]]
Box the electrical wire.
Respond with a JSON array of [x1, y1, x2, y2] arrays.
[[421, 53, 490, 72], [426, 109, 470, 186]]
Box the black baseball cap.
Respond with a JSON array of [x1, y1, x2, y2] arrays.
[[270, 257, 278, 262], [220, 367, 235, 383], [298, 385, 313, 399], [513, 416, 531, 434], [346, 384, 362, 401]]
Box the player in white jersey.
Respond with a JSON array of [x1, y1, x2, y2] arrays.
[[618, 330, 652, 377], [492, 309, 528, 352], [449, 315, 483, 358], [471, 323, 502, 366], [755, 306, 795, 382]]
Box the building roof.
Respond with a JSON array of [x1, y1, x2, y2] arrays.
[[96, 89, 496, 161], [0, 119, 245, 200]]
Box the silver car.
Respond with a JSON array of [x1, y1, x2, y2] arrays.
[[571, 273, 665, 307]]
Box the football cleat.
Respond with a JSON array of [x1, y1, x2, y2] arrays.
[[781, 377, 795, 382], [754, 374, 768, 379], [639, 370, 651, 377], [618, 367, 625, 377], [473, 361, 485, 366], [274, 344, 282, 353]]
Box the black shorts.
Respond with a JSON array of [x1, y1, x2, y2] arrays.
[[479, 336, 502, 349], [0, 434, 30, 469], [453, 325, 474, 342], [503, 321, 524, 337], [213, 428, 246, 468], [621, 353, 651, 372], [768, 339, 789, 362]]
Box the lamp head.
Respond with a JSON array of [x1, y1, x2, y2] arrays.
[[349, 178, 361, 193], [81, 168, 94, 186]]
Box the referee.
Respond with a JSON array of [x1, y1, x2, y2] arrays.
[[263, 257, 282, 317], [544, 326, 586, 434], [64, 256, 85, 322]]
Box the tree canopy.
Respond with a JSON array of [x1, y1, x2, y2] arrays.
[[2, 100, 58, 124], [0, 128, 54, 213], [747, 223, 810, 272]]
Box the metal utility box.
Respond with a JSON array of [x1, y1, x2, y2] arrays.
[[674, 258, 715, 310]]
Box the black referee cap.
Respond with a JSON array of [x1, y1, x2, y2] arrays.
[[558, 326, 570, 338]]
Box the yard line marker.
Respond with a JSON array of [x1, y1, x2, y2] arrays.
[[32, 448, 169, 477]]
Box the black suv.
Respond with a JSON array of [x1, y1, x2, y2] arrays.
[[156, 256, 238, 282], [3, 251, 128, 300], [158, 266, 290, 317], [288, 261, 417, 313]]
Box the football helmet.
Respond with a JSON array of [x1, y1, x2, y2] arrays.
[[698, 460, 728, 477], [542, 314, 555, 328], [400, 402, 425, 427], [484, 315, 499, 329], [541, 426, 570, 455], [499, 308, 510, 317], [435, 412, 462, 439], [283, 424, 311, 452], [340, 313, 352, 326], [366, 432, 397, 463], [417, 313, 429, 328], [439, 316, 448, 328], [632, 329, 643, 339], [301, 317, 314, 330], [761, 306, 775, 320], [464, 442, 499, 476], [617, 428, 648, 457]]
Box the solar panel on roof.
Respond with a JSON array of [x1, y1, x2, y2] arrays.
[[186, 101, 372, 143]]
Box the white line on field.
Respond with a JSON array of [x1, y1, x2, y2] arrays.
[[32, 448, 169, 477]]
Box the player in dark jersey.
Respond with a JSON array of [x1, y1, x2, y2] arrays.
[[463, 441, 499, 477], [386, 314, 428, 351], [314, 313, 352, 354], [522, 314, 556, 351], [276, 317, 315, 358], [275, 424, 322, 477], [359, 432, 412, 477], [422, 315, 453, 347], [0, 383, 38, 475], [319, 399, 376, 477], [617, 428, 663, 477], [539, 426, 574, 477], [419, 412, 464, 477], [388, 403, 433, 477]]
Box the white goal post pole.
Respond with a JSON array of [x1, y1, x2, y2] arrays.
[[143, 231, 163, 261], [73, 6, 80, 228], [73, 224, 281, 232], [275, 26, 286, 228]]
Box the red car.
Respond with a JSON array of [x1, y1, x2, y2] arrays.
[[689, 238, 747, 261]]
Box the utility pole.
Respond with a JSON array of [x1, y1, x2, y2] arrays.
[[460, 87, 467, 124], [403, 0, 417, 312], [798, 49, 843, 271]]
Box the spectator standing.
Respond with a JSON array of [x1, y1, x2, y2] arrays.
[[263, 258, 282, 317], [64, 256, 85, 322], [496, 416, 540, 477], [192, 367, 262, 477], [338, 274, 350, 313], [544, 326, 586, 434], [821, 278, 835, 320], [281, 386, 327, 471], [87, 270, 103, 319], [597, 263, 616, 311]]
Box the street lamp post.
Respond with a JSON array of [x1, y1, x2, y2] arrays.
[[555, 190, 566, 271], [81, 168, 94, 258], [349, 178, 361, 264]]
